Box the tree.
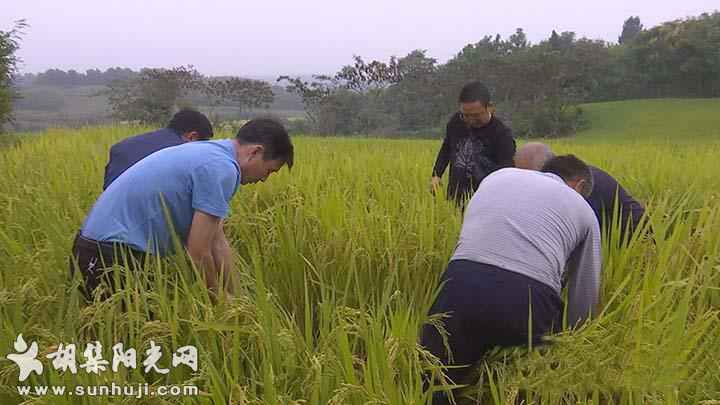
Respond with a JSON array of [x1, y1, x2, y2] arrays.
[[103, 67, 137, 84], [0, 20, 27, 132], [619, 16, 643, 44], [66, 69, 83, 86], [334, 55, 402, 93], [385, 50, 443, 130], [623, 12, 720, 97], [277, 75, 338, 133], [36, 69, 70, 86], [106, 65, 203, 124], [35, 67, 138, 86], [281, 50, 442, 134], [85, 68, 103, 85], [509, 28, 529, 50], [549, 30, 562, 50], [203, 77, 274, 115]]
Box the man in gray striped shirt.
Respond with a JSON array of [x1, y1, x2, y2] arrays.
[[422, 155, 602, 405]]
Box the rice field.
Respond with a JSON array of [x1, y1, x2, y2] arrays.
[[0, 102, 719, 404]]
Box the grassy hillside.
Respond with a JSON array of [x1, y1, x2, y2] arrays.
[[576, 98, 720, 143]]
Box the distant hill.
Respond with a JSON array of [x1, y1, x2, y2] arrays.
[[576, 99, 720, 143], [10, 85, 111, 132], [9, 82, 304, 132]]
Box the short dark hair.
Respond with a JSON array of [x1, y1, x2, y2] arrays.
[[167, 109, 213, 139], [236, 119, 294, 169], [459, 81, 492, 105], [541, 154, 594, 196]]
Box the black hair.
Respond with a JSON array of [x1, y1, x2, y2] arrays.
[[541, 154, 594, 196], [167, 109, 213, 139], [458, 81, 492, 105], [236, 119, 294, 169]]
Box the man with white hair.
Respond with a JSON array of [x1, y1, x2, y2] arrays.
[[515, 142, 646, 241]]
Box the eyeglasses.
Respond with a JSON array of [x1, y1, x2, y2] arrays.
[[459, 111, 486, 122]]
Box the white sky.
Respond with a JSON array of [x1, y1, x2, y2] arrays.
[[2, 0, 717, 78]]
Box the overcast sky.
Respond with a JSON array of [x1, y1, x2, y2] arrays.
[[2, 0, 716, 78]]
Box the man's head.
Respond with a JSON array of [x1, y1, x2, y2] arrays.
[[167, 109, 214, 142], [234, 119, 294, 184], [541, 154, 594, 198], [514, 142, 556, 170], [458, 81, 494, 128]]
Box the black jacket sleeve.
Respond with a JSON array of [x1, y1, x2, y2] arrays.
[[493, 126, 516, 168], [432, 122, 453, 177]]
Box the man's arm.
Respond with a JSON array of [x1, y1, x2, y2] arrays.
[[432, 122, 454, 178], [494, 127, 516, 168], [103, 145, 119, 190], [616, 183, 646, 234], [187, 158, 239, 295], [211, 222, 236, 294], [430, 122, 455, 194], [187, 210, 223, 295], [591, 167, 646, 238], [565, 218, 602, 327]]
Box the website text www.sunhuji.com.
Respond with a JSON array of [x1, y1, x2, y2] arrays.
[[17, 382, 198, 398]]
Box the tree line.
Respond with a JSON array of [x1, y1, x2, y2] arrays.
[[280, 12, 720, 137], [101, 66, 275, 124], [16, 67, 137, 87], [13, 65, 276, 125]]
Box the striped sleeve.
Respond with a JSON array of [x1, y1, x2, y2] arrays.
[[565, 213, 603, 326]]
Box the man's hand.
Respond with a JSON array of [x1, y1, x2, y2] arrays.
[[212, 222, 236, 295], [430, 176, 442, 195], [187, 210, 222, 296]]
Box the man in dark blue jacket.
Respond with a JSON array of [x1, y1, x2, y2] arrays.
[[515, 142, 646, 241], [103, 109, 214, 189]]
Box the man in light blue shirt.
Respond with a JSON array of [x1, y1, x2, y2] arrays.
[[71, 119, 294, 299]]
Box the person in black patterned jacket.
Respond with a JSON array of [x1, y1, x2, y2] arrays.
[[431, 81, 516, 207]]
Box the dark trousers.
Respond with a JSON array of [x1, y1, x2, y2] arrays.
[[421, 260, 563, 404], [69, 232, 147, 301]]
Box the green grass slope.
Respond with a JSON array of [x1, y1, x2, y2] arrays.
[[576, 98, 720, 143]]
